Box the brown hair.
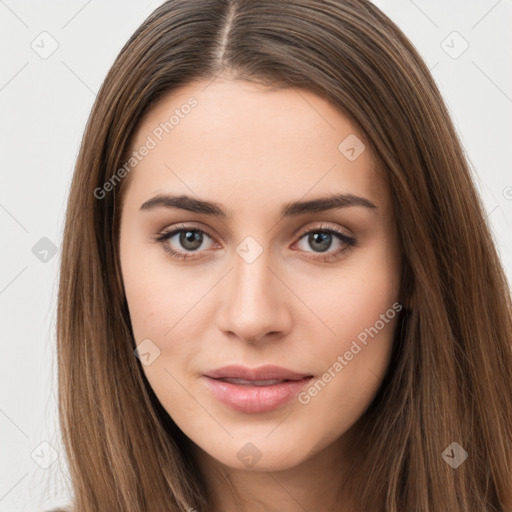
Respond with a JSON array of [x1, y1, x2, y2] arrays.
[[55, 0, 512, 510]]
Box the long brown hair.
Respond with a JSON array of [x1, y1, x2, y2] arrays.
[[55, 0, 512, 510]]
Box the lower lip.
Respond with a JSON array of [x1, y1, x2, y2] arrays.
[[202, 376, 313, 413]]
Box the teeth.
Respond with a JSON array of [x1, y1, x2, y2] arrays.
[[221, 378, 285, 386]]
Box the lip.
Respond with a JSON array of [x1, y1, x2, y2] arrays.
[[204, 364, 312, 381], [203, 365, 314, 413]]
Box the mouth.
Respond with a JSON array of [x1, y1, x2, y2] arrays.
[[204, 364, 313, 382], [202, 365, 314, 413], [214, 377, 301, 386]]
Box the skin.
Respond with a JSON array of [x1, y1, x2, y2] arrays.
[[119, 76, 402, 511]]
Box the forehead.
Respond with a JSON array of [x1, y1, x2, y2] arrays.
[[121, 78, 390, 215]]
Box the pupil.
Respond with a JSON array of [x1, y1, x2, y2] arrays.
[[180, 230, 202, 250], [309, 232, 331, 252]]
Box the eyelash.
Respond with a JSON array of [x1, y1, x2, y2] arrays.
[[152, 223, 357, 263]]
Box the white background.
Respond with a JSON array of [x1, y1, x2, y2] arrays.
[[0, 1, 511, 510]]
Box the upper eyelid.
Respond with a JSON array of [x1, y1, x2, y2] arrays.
[[160, 222, 351, 239], [165, 223, 218, 242]]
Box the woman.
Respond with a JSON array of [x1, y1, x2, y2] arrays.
[[53, 0, 512, 510]]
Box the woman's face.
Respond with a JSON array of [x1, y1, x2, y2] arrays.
[[119, 77, 402, 472]]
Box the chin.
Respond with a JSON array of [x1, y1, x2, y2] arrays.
[[194, 435, 317, 473]]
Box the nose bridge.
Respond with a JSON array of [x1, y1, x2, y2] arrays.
[[216, 236, 291, 341], [234, 245, 272, 300], [231, 240, 276, 315]]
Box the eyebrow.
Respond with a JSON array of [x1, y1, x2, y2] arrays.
[[139, 192, 377, 218]]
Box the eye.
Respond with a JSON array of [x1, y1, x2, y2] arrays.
[[293, 224, 356, 262], [152, 224, 217, 261], [153, 223, 357, 262]]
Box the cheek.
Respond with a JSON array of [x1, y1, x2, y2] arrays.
[[121, 251, 210, 389], [303, 237, 401, 399], [122, 271, 165, 343], [296, 286, 400, 442], [315, 240, 400, 346], [122, 267, 200, 408], [314, 279, 399, 394], [120, 230, 185, 342], [124, 279, 191, 352]]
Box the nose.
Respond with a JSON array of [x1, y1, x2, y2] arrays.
[[215, 248, 292, 344]]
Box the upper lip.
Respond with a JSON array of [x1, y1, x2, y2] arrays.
[[204, 365, 313, 381]]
